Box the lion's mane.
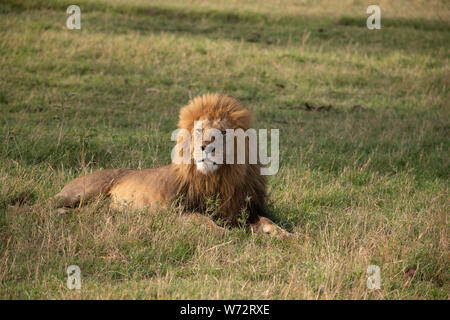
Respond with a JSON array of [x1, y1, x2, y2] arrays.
[[171, 93, 267, 225]]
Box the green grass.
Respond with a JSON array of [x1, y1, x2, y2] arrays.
[[0, 0, 448, 299]]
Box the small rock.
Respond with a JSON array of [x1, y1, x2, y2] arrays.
[[352, 104, 366, 112], [304, 102, 314, 111], [404, 267, 417, 277], [146, 88, 160, 93], [317, 105, 332, 112]]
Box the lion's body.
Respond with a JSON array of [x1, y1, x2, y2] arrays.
[[54, 93, 290, 237], [108, 166, 175, 211]]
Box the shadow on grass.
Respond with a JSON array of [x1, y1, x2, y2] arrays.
[[3, 0, 449, 55], [95, 9, 450, 55]]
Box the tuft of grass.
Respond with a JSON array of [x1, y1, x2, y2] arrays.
[[0, 0, 448, 299]]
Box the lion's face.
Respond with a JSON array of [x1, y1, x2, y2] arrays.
[[191, 117, 231, 174], [176, 93, 253, 176]]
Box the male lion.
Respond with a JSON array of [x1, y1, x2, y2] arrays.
[[54, 93, 291, 238]]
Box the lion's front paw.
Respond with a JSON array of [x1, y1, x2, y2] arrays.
[[251, 216, 293, 239]]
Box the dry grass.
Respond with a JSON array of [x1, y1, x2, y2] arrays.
[[0, 0, 448, 299]]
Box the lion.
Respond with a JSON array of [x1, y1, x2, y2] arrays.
[[53, 93, 291, 238]]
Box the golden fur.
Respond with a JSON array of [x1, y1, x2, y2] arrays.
[[54, 93, 290, 237]]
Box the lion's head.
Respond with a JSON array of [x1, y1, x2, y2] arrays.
[[176, 93, 253, 174], [171, 93, 266, 225]]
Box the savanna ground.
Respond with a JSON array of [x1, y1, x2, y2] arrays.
[[0, 0, 449, 299]]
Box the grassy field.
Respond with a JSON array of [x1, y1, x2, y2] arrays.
[[0, 0, 448, 299]]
